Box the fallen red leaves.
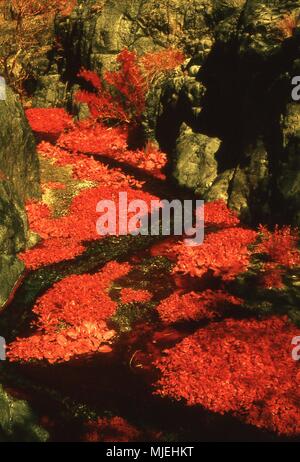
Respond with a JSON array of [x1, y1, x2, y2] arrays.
[[120, 288, 152, 304], [82, 416, 141, 442], [19, 138, 158, 269], [26, 108, 74, 141], [155, 316, 300, 436], [203, 199, 240, 228], [157, 290, 243, 324], [8, 261, 131, 363], [174, 227, 258, 281], [257, 225, 300, 289], [57, 123, 167, 178]]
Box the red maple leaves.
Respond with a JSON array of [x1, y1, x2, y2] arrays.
[[120, 288, 152, 304], [8, 261, 131, 363], [172, 202, 300, 288], [20, 184, 158, 269], [257, 225, 300, 289], [157, 290, 243, 324], [26, 108, 74, 141], [203, 199, 240, 228], [174, 227, 258, 281], [155, 316, 300, 436], [57, 123, 167, 178], [75, 48, 185, 126]]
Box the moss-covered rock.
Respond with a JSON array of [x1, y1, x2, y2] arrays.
[[174, 123, 220, 194], [279, 103, 300, 227], [0, 87, 40, 308], [0, 385, 49, 442], [155, 0, 300, 225], [0, 88, 39, 199]]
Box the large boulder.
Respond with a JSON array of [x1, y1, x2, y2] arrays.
[[154, 0, 300, 225], [0, 87, 40, 307]]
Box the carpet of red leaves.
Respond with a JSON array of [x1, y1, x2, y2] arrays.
[[19, 139, 158, 269], [57, 124, 167, 178], [10, 47, 300, 439], [155, 316, 300, 436], [119, 288, 153, 304], [7, 262, 131, 363], [157, 290, 243, 324], [174, 227, 258, 281], [26, 108, 74, 142]]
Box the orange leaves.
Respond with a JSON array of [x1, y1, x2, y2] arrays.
[[139, 48, 185, 85], [277, 12, 299, 39], [11, 0, 77, 18]]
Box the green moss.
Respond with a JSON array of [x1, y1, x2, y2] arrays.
[[111, 301, 157, 333], [0, 385, 49, 442]]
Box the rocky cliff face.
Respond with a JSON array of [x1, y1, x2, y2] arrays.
[[0, 87, 40, 308], [31, 0, 300, 225], [149, 0, 300, 226]]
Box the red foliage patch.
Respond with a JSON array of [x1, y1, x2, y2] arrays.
[[38, 141, 142, 189], [82, 416, 141, 442], [8, 262, 131, 363], [257, 225, 300, 268], [19, 238, 85, 270], [203, 200, 240, 228], [75, 48, 185, 126], [155, 316, 300, 436], [256, 225, 300, 289], [57, 124, 167, 178], [139, 48, 186, 84], [157, 290, 243, 324], [259, 265, 285, 290], [57, 122, 128, 156], [26, 108, 73, 141], [174, 227, 258, 281], [120, 288, 152, 304], [20, 184, 157, 269]]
